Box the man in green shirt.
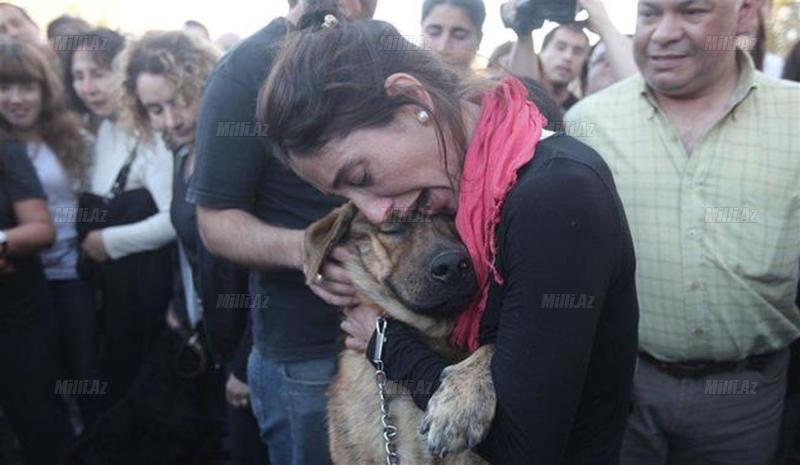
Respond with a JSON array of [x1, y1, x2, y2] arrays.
[[565, 0, 800, 463]]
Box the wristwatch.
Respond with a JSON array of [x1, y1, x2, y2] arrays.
[[0, 230, 7, 257]]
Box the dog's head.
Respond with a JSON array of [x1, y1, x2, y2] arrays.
[[306, 203, 478, 325]]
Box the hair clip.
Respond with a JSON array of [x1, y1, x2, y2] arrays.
[[322, 14, 340, 29]]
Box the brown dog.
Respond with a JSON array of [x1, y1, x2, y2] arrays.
[[305, 203, 497, 465]]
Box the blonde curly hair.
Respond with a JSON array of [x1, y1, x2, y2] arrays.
[[117, 30, 220, 145]]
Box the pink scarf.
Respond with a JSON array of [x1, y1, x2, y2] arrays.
[[450, 78, 547, 353]]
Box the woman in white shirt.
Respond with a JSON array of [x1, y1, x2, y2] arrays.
[[69, 27, 176, 407]]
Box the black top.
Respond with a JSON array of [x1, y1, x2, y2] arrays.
[[170, 145, 200, 326], [171, 145, 253, 372], [187, 18, 343, 361], [0, 142, 48, 318], [171, 145, 199, 275], [367, 134, 639, 465]]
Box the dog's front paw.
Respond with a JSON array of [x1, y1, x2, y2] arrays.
[[420, 345, 496, 458]]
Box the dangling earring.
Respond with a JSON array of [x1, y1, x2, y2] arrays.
[[416, 109, 430, 125]]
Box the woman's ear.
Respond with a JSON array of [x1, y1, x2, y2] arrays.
[[384, 73, 435, 113]]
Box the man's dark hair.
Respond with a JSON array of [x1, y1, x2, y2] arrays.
[[46, 14, 91, 41], [542, 23, 588, 51], [422, 0, 486, 35], [782, 40, 800, 83]]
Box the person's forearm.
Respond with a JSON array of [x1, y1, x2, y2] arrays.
[[597, 25, 637, 81], [102, 211, 176, 260], [509, 33, 540, 81], [4, 221, 55, 256], [367, 322, 448, 410], [197, 206, 304, 271]]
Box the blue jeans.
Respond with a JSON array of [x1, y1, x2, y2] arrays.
[[247, 350, 337, 465]]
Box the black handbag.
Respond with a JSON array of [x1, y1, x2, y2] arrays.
[[76, 141, 159, 282]]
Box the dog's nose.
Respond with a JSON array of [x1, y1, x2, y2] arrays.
[[429, 250, 472, 285]]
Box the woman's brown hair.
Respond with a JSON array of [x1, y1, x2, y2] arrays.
[[258, 8, 491, 176], [0, 37, 89, 185], [118, 30, 220, 143]]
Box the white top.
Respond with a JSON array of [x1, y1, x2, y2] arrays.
[[27, 142, 79, 280], [763, 53, 785, 80], [90, 119, 175, 260]]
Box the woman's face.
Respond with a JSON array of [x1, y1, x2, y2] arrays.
[[0, 80, 43, 131], [71, 50, 116, 117], [136, 72, 200, 148], [289, 107, 461, 225], [422, 4, 481, 70]]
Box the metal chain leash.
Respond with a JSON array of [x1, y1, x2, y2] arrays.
[[373, 317, 400, 465]]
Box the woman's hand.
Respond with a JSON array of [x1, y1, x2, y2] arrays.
[[225, 373, 250, 408], [341, 304, 382, 352], [303, 245, 360, 308], [82, 230, 110, 263]]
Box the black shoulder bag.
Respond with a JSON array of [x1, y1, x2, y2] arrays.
[[76, 141, 161, 282]]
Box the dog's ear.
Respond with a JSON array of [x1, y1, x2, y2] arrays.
[[304, 202, 358, 286]]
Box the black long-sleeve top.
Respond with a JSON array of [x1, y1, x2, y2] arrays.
[[367, 134, 639, 465]]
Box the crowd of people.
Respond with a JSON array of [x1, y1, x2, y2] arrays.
[[0, 0, 798, 464]]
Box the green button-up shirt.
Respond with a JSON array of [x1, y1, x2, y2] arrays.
[[564, 51, 800, 362]]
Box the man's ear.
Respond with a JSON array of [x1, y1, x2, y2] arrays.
[[304, 202, 358, 286], [735, 0, 758, 37]]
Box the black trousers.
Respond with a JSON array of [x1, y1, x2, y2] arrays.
[[99, 245, 173, 408], [49, 278, 103, 429], [0, 305, 73, 465]]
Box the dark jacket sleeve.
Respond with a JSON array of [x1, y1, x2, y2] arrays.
[[368, 155, 624, 464], [198, 242, 251, 367], [367, 321, 448, 409]]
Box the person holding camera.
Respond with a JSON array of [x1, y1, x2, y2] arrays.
[[500, 0, 636, 110], [501, 0, 589, 112]]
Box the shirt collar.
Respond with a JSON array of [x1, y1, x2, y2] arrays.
[[638, 48, 759, 120]]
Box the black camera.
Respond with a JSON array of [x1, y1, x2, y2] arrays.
[[501, 0, 579, 34]]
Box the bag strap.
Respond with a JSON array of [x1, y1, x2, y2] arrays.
[[109, 140, 140, 198]]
